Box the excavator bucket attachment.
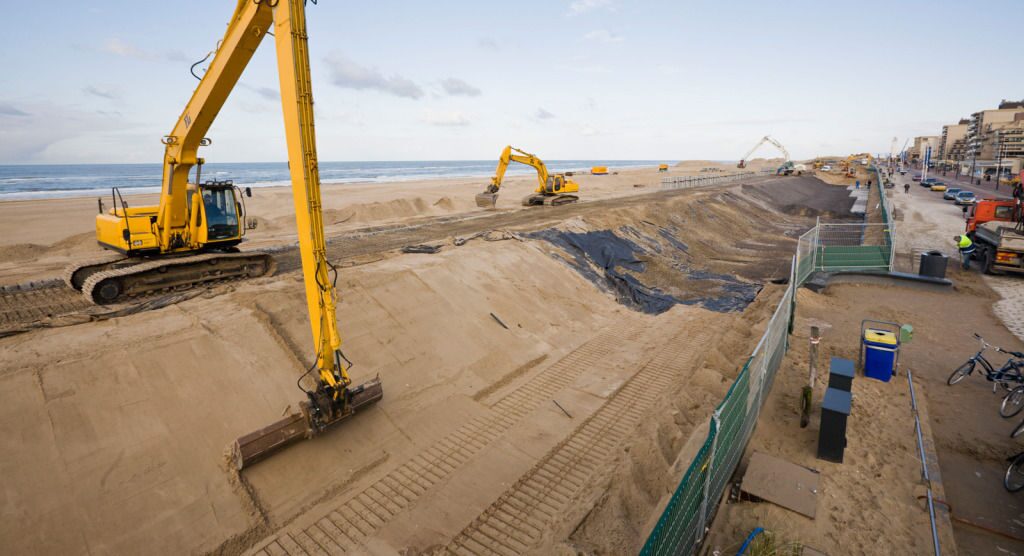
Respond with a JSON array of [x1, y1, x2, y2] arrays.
[[231, 377, 383, 470], [475, 192, 499, 209]]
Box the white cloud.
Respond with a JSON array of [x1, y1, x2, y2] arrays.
[[422, 110, 471, 127], [83, 85, 118, 100], [0, 103, 30, 117], [583, 29, 623, 43], [0, 101, 137, 163], [535, 108, 556, 120], [240, 83, 279, 101], [440, 77, 482, 97], [323, 52, 424, 99], [581, 124, 600, 136], [569, 0, 612, 15], [477, 37, 499, 51], [101, 37, 186, 62]]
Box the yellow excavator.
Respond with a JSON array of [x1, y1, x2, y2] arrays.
[[64, 4, 287, 304], [75, 1, 382, 467], [474, 145, 580, 208]]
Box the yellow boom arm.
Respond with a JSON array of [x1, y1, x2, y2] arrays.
[[273, 0, 347, 391], [229, 1, 383, 470], [157, 0, 272, 250], [485, 145, 552, 195]]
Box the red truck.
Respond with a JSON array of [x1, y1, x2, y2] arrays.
[[966, 197, 1024, 274]]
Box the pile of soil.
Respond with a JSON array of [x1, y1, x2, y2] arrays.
[[742, 176, 858, 218]]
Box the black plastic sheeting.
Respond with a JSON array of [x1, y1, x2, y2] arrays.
[[528, 227, 761, 315]]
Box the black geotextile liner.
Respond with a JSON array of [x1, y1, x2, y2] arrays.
[[527, 228, 760, 315]]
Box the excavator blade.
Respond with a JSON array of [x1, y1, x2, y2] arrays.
[[231, 377, 384, 470], [475, 192, 499, 209]]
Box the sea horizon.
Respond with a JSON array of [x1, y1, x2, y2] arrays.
[[0, 159, 685, 201]]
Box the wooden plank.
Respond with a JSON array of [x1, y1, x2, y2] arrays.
[[739, 451, 820, 519]]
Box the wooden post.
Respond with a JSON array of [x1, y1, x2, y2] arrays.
[[800, 326, 821, 428]]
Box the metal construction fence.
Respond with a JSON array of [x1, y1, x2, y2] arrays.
[[642, 166, 899, 555], [641, 257, 796, 556], [660, 169, 773, 191]]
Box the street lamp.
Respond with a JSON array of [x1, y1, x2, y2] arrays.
[[994, 130, 1003, 191]]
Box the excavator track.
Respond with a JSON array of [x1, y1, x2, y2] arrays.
[[522, 193, 578, 207], [80, 251, 276, 305], [62, 253, 130, 290]]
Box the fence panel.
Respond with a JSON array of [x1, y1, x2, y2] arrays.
[[641, 266, 795, 555], [815, 223, 893, 272], [643, 167, 898, 555]]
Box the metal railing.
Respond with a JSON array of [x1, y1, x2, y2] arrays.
[[908, 369, 942, 556], [660, 170, 773, 191]]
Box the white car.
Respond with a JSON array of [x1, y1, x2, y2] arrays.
[[821, 165, 832, 171]]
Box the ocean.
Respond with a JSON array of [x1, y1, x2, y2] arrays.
[[0, 160, 668, 201]]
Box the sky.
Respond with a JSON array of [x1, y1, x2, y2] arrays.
[[1, 0, 1022, 165]]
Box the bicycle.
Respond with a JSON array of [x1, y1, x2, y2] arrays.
[[1003, 385, 1024, 419], [947, 334, 1024, 408], [1006, 452, 1024, 492]]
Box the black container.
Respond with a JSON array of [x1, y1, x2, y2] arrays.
[[919, 250, 948, 279], [828, 356, 855, 392], [817, 388, 852, 463]]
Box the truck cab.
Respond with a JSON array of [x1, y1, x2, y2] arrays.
[[966, 198, 1023, 274], [966, 199, 1016, 234]]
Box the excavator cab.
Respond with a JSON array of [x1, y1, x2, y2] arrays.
[[545, 175, 564, 194], [192, 180, 245, 243]]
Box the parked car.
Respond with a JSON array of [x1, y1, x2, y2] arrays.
[[930, 183, 947, 192], [943, 188, 963, 200], [912, 175, 922, 181], [899, 170, 907, 175], [821, 165, 832, 171], [955, 190, 976, 205], [921, 178, 939, 187]]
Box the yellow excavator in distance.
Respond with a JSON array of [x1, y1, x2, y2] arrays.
[[76, 0, 383, 468], [474, 145, 580, 209]]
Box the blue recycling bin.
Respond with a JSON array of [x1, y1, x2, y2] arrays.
[[863, 328, 898, 381]]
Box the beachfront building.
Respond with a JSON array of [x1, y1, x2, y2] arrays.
[[910, 136, 941, 164], [939, 120, 969, 166], [960, 100, 1024, 179]]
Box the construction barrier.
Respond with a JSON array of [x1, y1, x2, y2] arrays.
[[660, 170, 773, 191], [641, 255, 797, 555], [642, 167, 897, 555]]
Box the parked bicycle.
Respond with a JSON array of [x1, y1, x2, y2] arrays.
[[1006, 452, 1024, 492], [947, 334, 1024, 419], [1004, 385, 1024, 419]]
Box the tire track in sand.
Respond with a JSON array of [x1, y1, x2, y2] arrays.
[[440, 321, 715, 556], [247, 317, 653, 555]]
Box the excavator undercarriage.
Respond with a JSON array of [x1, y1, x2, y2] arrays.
[[64, 251, 275, 304]]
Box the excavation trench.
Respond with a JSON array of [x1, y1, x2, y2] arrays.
[[0, 176, 855, 555]]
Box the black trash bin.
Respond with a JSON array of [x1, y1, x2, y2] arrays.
[[919, 250, 948, 278]]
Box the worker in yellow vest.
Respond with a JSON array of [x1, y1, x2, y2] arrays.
[[955, 235, 975, 270]]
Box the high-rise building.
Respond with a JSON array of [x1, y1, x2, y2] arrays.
[[961, 100, 1024, 179], [939, 120, 969, 163]]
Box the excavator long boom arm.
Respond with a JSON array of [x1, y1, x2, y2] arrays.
[[486, 145, 551, 194], [740, 135, 790, 163], [157, 0, 273, 250], [231, 0, 382, 470]]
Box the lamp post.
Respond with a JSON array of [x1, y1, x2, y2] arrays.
[[994, 131, 1003, 191]]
